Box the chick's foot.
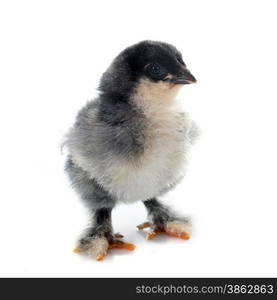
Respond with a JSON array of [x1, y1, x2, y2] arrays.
[[137, 220, 191, 241], [73, 233, 135, 261]]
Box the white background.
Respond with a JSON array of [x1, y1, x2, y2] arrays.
[[0, 0, 276, 277]]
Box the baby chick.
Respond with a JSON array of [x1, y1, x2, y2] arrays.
[[65, 40, 197, 260]]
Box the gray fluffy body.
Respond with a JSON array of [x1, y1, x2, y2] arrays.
[[64, 40, 198, 256]]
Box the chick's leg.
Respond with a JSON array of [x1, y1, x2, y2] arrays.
[[65, 158, 135, 260], [137, 198, 191, 240], [74, 207, 135, 261]]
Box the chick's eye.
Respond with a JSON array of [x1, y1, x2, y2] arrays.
[[149, 63, 161, 74], [151, 64, 160, 74]]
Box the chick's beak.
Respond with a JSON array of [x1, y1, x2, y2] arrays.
[[171, 68, 197, 84]]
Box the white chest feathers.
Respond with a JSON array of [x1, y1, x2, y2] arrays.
[[103, 80, 194, 203], [108, 103, 191, 203]]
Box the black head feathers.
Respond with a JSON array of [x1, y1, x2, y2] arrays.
[[99, 40, 196, 99]]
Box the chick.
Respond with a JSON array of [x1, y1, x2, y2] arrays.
[[65, 40, 197, 261]]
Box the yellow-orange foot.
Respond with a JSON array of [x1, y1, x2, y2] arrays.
[[73, 233, 135, 261], [137, 221, 191, 241]]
